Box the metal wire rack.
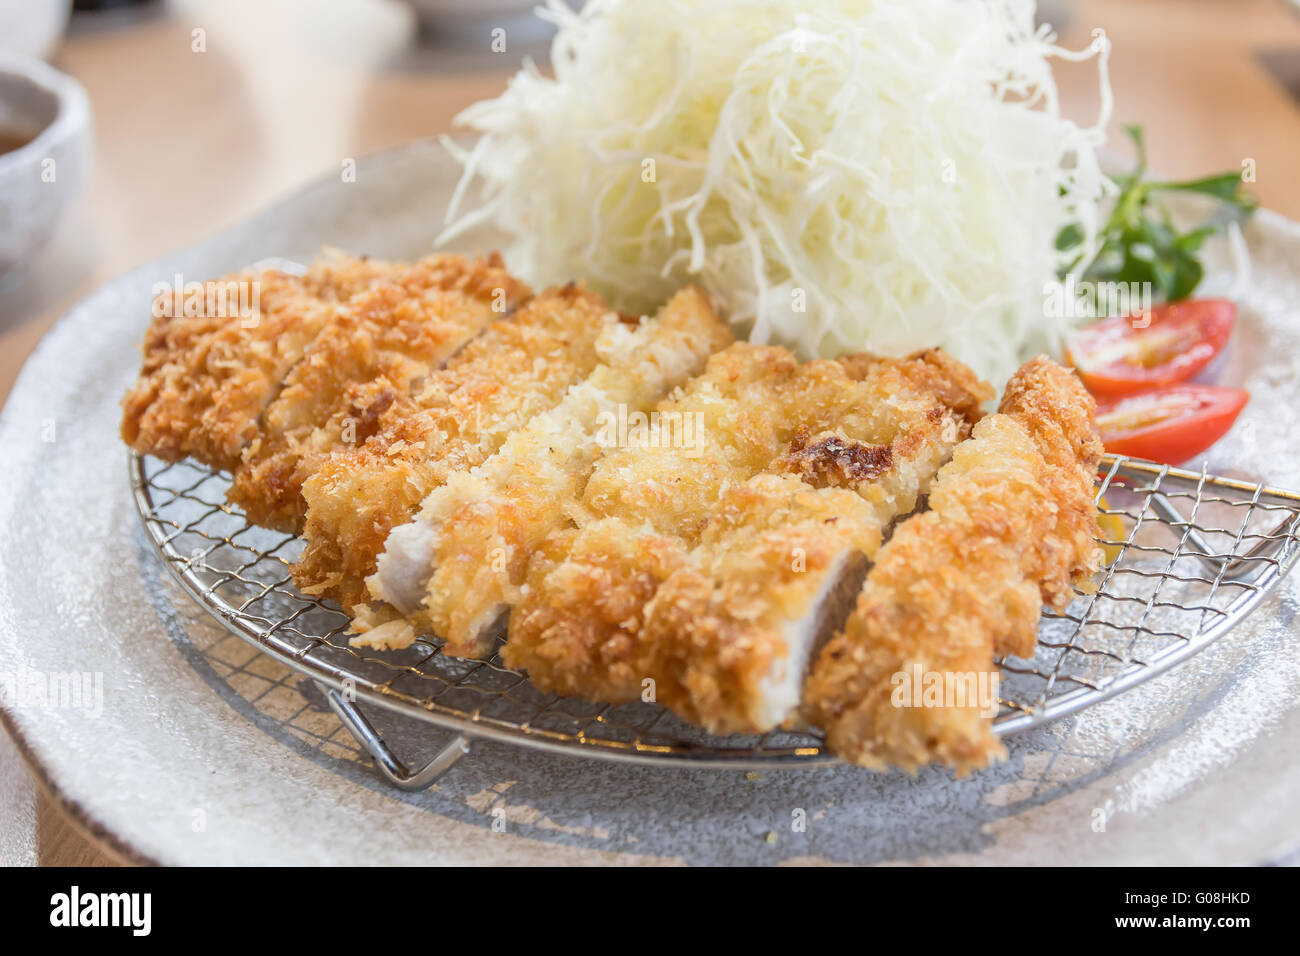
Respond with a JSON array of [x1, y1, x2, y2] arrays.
[[130, 451, 1300, 789]]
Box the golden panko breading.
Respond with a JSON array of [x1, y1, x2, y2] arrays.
[[643, 356, 993, 734], [121, 266, 338, 472], [640, 474, 882, 734], [802, 357, 1102, 774], [120, 252, 524, 474], [500, 341, 805, 698], [506, 350, 993, 733], [997, 355, 1107, 609], [365, 285, 734, 657], [291, 283, 618, 606], [227, 253, 529, 529], [121, 242, 1105, 778]]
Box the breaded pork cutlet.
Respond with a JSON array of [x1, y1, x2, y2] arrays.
[[226, 253, 529, 529], [802, 357, 1103, 774], [120, 252, 520, 473], [501, 342, 810, 700], [505, 351, 991, 731], [121, 265, 337, 472], [362, 286, 734, 656], [642, 353, 991, 734], [502, 344, 850, 698], [291, 284, 618, 607]]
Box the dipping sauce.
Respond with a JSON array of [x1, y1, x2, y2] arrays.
[[0, 129, 35, 156]]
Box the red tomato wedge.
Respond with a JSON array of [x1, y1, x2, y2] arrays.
[[1095, 385, 1248, 465], [1065, 299, 1236, 397]]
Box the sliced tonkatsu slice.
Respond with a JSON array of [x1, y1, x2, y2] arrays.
[[363, 286, 734, 657], [802, 357, 1102, 773], [121, 251, 522, 473], [291, 283, 617, 608], [502, 342, 823, 699], [122, 264, 334, 472], [640, 351, 992, 734], [504, 350, 991, 732], [227, 253, 530, 529]]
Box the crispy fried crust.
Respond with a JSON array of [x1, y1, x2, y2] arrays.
[[401, 286, 735, 657], [505, 349, 993, 726], [802, 357, 1102, 774], [503, 521, 690, 702], [641, 475, 881, 734], [577, 343, 804, 537], [121, 252, 528, 474], [777, 430, 894, 488], [998, 355, 1106, 605], [227, 253, 529, 530], [291, 283, 615, 606], [635, 352, 993, 733], [124, 249, 1106, 775], [501, 341, 805, 688], [121, 266, 338, 472]]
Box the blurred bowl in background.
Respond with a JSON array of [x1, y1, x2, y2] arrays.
[[401, 0, 572, 47], [1036, 0, 1072, 31], [403, 0, 541, 21], [0, 56, 91, 276], [0, 0, 72, 61]]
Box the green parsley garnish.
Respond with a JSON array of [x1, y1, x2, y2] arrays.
[[1057, 125, 1258, 303]]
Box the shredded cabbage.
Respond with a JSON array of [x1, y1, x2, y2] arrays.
[[439, 0, 1114, 385]]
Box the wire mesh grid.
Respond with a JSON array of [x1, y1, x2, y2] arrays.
[[130, 450, 1300, 771]]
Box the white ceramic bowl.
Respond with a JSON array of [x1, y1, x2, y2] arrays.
[[0, 56, 91, 276], [0, 0, 71, 61], [401, 0, 568, 44], [404, 0, 540, 20]]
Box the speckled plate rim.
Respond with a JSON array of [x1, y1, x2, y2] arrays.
[[0, 705, 156, 865]]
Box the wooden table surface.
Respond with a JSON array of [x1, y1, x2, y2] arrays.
[[3, 0, 1298, 867]]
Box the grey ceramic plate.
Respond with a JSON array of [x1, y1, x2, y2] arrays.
[[2, 141, 1299, 865]]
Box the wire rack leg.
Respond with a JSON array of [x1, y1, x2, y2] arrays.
[[324, 685, 472, 791]]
